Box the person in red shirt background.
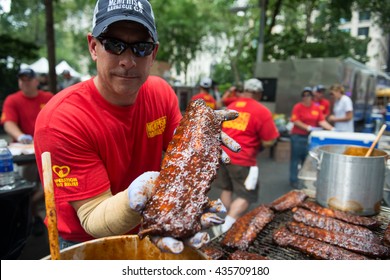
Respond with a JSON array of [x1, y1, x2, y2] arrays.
[[289, 87, 333, 189], [191, 77, 218, 109], [221, 83, 243, 107], [313, 84, 330, 117], [212, 78, 280, 236], [1, 67, 54, 235]]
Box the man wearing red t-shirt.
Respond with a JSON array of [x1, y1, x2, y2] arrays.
[[289, 87, 333, 189], [1, 67, 54, 236], [313, 84, 330, 117], [221, 83, 242, 107], [34, 0, 239, 254], [212, 78, 280, 236], [191, 77, 218, 109], [1, 68, 53, 143]]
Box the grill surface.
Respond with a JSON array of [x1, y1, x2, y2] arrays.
[[209, 198, 390, 260]]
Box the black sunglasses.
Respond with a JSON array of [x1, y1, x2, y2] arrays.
[[96, 36, 156, 57]]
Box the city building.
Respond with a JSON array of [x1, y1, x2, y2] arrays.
[[339, 10, 389, 73]]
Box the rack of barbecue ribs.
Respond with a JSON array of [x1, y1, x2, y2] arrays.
[[228, 250, 268, 260], [138, 99, 238, 239], [292, 207, 379, 242], [270, 190, 308, 212], [384, 223, 390, 247], [221, 205, 274, 250], [200, 246, 224, 260], [286, 221, 390, 258], [300, 201, 381, 228], [273, 226, 369, 260]]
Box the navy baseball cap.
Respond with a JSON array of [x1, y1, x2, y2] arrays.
[[313, 84, 326, 92], [91, 0, 158, 42], [17, 68, 36, 79]]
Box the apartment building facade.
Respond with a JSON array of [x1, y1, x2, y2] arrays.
[[336, 11, 389, 73]]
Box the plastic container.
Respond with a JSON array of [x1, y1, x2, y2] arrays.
[[0, 139, 15, 190], [308, 131, 376, 150]]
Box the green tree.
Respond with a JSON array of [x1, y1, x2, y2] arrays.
[[152, 0, 214, 81], [0, 34, 39, 100]]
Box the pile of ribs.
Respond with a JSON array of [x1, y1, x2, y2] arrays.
[[203, 190, 390, 260]]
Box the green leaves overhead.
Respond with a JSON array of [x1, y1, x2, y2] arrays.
[[0, 0, 388, 87]]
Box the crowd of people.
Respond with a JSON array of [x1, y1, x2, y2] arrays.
[[0, 0, 359, 258]]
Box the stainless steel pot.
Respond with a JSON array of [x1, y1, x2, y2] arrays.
[[309, 145, 388, 216]]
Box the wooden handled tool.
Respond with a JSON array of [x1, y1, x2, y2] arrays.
[[42, 152, 61, 260], [365, 124, 387, 157]]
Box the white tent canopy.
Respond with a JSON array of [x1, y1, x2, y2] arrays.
[[21, 57, 82, 78], [55, 60, 82, 78]]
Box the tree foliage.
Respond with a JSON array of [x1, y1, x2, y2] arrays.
[[0, 0, 389, 92]]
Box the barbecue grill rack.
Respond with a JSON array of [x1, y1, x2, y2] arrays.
[[208, 199, 390, 260]]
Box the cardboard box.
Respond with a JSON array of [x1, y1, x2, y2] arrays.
[[308, 131, 376, 150], [274, 140, 291, 162]]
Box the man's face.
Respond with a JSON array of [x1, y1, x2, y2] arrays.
[[18, 76, 39, 94], [88, 21, 159, 106]]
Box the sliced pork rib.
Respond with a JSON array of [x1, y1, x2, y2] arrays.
[[287, 221, 389, 258], [139, 99, 237, 239], [270, 190, 308, 212], [228, 250, 268, 260], [384, 223, 390, 247], [292, 207, 379, 243], [200, 246, 224, 260], [221, 205, 274, 250], [300, 201, 381, 228], [273, 227, 369, 260]]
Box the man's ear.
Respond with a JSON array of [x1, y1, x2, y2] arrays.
[[87, 33, 98, 62], [151, 43, 159, 61]]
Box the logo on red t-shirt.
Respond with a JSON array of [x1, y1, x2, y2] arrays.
[[53, 165, 79, 187], [146, 116, 167, 138], [223, 112, 251, 131]]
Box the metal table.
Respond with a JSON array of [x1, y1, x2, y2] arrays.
[[0, 178, 36, 259]]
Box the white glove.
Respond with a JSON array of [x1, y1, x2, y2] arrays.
[[215, 109, 241, 164], [128, 172, 226, 254], [244, 166, 259, 190], [17, 134, 33, 144]]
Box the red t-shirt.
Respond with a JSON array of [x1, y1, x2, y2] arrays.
[[34, 76, 182, 242], [222, 98, 279, 166], [290, 102, 325, 135], [191, 92, 217, 109], [223, 96, 239, 107], [1, 90, 53, 138], [314, 98, 330, 116]]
